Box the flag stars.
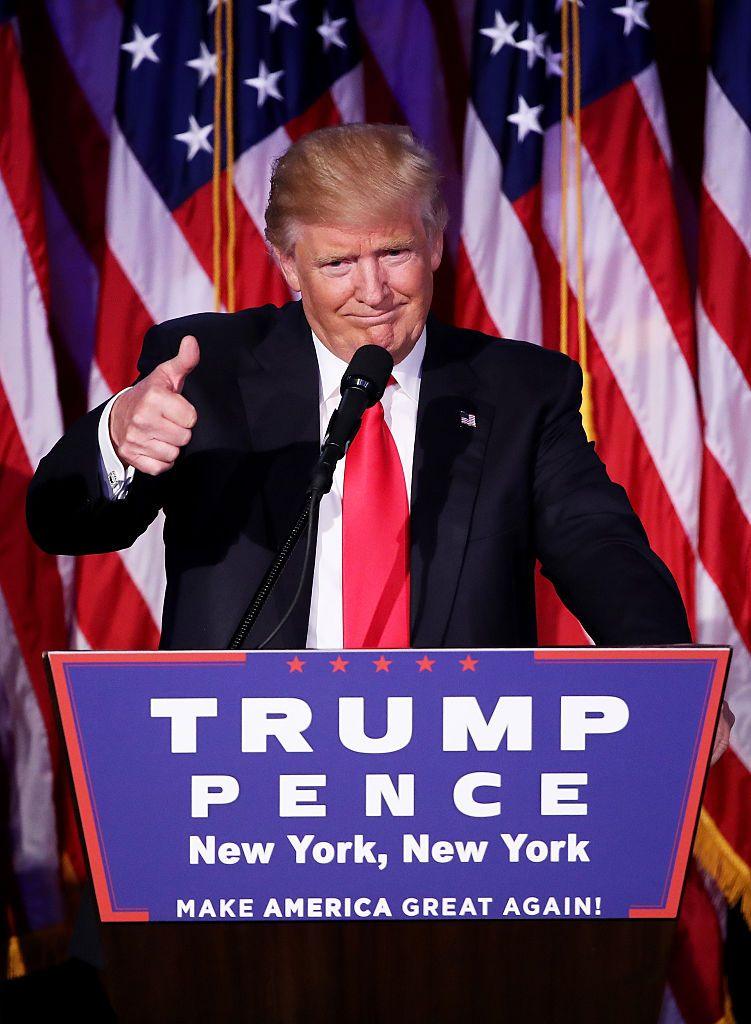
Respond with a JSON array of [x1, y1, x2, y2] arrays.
[[545, 45, 563, 78], [186, 41, 217, 86], [121, 24, 160, 71], [287, 655, 305, 673], [479, 10, 518, 57], [416, 655, 435, 672], [459, 655, 479, 672], [259, 0, 298, 31], [516, 22, 547, 70], [330, 655, 349, 672], [612, 0, 649, 35], [317, 11, 347, 51], [373, 656, 392, 672], [507, 95, 544, 142], [244, 60, 285, 107], [173, 116, 213, 161]]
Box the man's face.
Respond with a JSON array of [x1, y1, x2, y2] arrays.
[[276, 206, 443, 365]]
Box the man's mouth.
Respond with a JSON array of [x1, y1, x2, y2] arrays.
[[349, 310, 397, 324]]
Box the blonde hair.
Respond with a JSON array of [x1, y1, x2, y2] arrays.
[[265, 123, 448, 253]]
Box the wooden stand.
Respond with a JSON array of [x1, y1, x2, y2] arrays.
[[101, 919, 675, 1023]]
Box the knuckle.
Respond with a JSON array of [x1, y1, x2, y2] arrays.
[[145, 389, 165, 413]]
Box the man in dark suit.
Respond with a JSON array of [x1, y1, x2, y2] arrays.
[[26, 123, 734, 1005], [25, 122, 732, 756]]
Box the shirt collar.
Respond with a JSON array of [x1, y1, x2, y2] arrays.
[[311, 325, 426, 405]]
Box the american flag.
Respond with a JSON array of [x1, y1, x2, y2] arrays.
[[0, 1, 82, 959], [2, 0, 748, 1007], [680, 0, 751, 1017]]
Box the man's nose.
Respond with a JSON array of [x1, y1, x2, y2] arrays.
[[353, 258, 389, 307]]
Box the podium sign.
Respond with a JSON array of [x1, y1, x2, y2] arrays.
[[47, 648, 727, 923]]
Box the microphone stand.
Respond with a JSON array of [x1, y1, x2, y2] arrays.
[[228, 486, 323, 650]]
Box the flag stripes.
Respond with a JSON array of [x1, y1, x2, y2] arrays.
[[0, 13, 83, 937], [1, 7, 749, 1008], [694, 2, 751, 922]]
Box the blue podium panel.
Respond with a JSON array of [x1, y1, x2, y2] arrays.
[[47, 648, 728, 922]]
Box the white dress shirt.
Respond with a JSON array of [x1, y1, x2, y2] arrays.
[[98, 388, 135, 500], [96, 326, 426, 648]]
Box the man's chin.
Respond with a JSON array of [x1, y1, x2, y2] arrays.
[[362, 315, 414, 344], [352, 322, 425, 364]]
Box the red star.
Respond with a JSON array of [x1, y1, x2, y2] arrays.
[[459, 654, 478, 672], [330, 655, 349, 672], [287, 656, 305, 673], [416, 655, 435, 672], [373, 656, 392, 672]]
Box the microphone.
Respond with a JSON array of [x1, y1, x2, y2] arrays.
[[308, 343, 394, 496]]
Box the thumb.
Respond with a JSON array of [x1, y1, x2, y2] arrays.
[[162, 335, 200, 393]]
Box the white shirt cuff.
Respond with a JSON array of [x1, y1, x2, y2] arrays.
[[98, 387, 135, 500]]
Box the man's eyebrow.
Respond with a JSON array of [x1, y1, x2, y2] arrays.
[[378, 237, 417, 251], [312, 252, 356, 266], [312, 238, 418, 267]]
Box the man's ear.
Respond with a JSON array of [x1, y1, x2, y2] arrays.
[[429, 231, 444, 272], [275, 248, 301, 293]]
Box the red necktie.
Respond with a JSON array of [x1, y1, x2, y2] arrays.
[[342, 381, 410, 648]]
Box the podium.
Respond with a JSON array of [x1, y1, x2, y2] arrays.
[[48, 647, 728, 1022]]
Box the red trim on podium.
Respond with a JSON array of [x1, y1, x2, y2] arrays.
[[48, 648, 729, 922], [535, 648, 730, 919], [47, 651, 248, 921]]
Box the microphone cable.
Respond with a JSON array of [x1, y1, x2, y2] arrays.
[[227, 487, 322, 650], [255, 488, 322, 650]]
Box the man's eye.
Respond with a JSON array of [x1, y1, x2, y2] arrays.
[[385, 249, 408, 258]]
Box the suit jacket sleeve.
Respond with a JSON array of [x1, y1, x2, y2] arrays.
[[533, 357, 692, 645], [26, 324, 175, 556]]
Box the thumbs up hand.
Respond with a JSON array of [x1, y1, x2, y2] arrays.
[[110, 335, 200, 475]]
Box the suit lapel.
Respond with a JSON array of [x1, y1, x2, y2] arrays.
[[410, 316, 493, 646], [236, 301, 320, 648]]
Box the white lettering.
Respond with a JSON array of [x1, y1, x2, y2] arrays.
[[151, 697, 217, 753], [560, 696, 629, 750], [365, 774, 414, 816], [453, 771, 501, 816], [279, 775, 326, 817], [443, 696, 532, 751], [241, 698, 313, 752], [191, 775, 239, 818], [540, 773, 589, 815], [339, 697, 413, 753]]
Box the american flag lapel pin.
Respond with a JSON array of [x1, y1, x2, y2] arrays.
[[459, 410, 477, 429]]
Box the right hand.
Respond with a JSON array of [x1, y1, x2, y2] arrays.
[[110, 335, 200, 475]]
